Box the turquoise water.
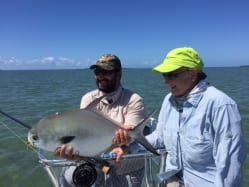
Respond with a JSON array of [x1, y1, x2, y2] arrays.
[[0, 67, 248, 186]]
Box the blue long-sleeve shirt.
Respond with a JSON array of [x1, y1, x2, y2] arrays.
[[146, 83, 246, 187]]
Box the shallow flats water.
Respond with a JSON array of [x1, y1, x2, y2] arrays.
[[0, 67, 248, 186]]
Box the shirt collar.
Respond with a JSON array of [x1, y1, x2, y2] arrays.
[[170, 80, 209, 109], [98, 85, 123, 104]]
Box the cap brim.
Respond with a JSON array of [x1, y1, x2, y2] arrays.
[[90, 65, 97, 69], [152, 63, 182, 73], [89, 64, 116, 71]]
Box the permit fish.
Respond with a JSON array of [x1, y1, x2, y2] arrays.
[[28, 95, 158, 157]]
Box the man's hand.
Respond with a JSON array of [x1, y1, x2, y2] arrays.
[[113, 125, 133, 145], [110, 145, 128, 163], [54, 145, 80, 160]]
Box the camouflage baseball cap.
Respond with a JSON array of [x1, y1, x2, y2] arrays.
[[90, 54, 122, 71]]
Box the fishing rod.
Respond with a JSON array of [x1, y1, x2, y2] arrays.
[[0, 110, 31, 130]]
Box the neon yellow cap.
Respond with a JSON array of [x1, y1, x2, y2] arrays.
[[153, 47, 204, 73]]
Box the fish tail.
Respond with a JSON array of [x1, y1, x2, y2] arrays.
[[133, 111, 159, 155]]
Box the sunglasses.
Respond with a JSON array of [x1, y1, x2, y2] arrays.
[[162, 68, 189, 80], [94, 69, 116, 76]]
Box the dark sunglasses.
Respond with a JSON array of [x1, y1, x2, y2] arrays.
[[94, 69, 116, 76], [162, 68, 189, 80]]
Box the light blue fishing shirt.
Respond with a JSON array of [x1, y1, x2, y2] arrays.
[[146, 80, 246, 187]]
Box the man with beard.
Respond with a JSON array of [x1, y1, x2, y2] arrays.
[[56, 54, 147, 187]]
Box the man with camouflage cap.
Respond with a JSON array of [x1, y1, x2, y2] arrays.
[[56, 54, 147, 187]]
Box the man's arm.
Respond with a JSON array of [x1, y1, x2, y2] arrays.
[[213, 104, 246, 187]]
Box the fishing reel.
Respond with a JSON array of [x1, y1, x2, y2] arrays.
[[73, 163, 97, 187]]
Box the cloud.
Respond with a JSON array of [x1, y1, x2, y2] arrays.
[[0, 56, 156, 70], [0, 57, 24, 67], [0, 56, 93, 70]]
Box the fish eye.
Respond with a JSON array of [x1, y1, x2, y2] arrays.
[[32, 135, 39, 141]]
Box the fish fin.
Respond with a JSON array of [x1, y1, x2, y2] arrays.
[[134, 133, 159, 155], [85, 94, 124, 128], [132, 110, 159, 155], [59, 136, 75, 144], [85, 94, 114, 111]]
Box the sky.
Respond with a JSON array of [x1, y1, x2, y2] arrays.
[[0, 0, 249, 70]]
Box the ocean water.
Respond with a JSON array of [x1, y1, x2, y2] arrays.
[[0, 67, 248, 186]]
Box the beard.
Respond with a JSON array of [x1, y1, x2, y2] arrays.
[[96, 78, 118, 93]]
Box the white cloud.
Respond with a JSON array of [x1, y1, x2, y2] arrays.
[[41, 57, 55, 64], [0, 57, 24, 66], [1, 56, 155, 70], [0, 56, 93, 70]]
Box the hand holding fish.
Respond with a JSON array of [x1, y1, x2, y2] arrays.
[[112, 125, 133, 145], [54, 145, 80, 160]]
